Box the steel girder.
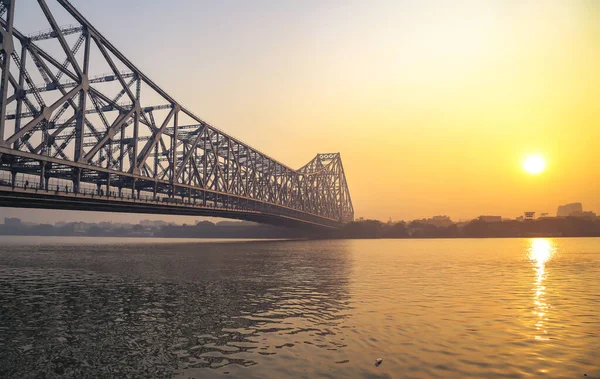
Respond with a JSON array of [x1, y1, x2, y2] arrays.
[[0, 0, 354, 227]]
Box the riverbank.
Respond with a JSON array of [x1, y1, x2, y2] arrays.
[[0, 216, 599, 239]]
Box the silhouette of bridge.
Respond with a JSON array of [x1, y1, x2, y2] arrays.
[[0, 0, 353, 229]]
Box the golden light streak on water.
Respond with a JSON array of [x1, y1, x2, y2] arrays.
[[528, 238, 555, 341]]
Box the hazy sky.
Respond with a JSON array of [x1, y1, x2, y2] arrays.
[[2, 0, 599, 223]]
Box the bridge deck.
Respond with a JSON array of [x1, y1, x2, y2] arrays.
[[0, 184, 339, 230]]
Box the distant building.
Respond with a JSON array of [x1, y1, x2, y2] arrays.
[[4, 217, 22, 226], [557, 203, 583, 217], [215, 221, 257, 227], [422, 215, 453, 227], [570, 211, 597, 220], [524, 212, 536, 220], [71, 222, 89, 234], [538, 213, 554, 219], [477, 215, 502, 223], [141, 219, 171, 227]]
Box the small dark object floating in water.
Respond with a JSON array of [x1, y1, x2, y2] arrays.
[[375, 358, 383, 367]]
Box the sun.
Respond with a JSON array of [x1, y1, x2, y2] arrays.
[[523, 154, 546, 174]]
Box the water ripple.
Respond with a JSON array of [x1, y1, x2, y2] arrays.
[[0, 237, 599, 378]]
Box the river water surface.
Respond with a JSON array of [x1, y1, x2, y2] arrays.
[[0, 237, 599, 378]]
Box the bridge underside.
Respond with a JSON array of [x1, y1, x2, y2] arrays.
[[0, 185, 339, 230]]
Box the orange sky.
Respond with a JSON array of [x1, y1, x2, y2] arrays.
[[3, 0, 599, 224], [148, 0, 598, 221]]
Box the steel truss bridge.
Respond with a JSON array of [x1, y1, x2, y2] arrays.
[[0, 0, 353, 229]]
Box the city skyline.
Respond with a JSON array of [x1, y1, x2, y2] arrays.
[[1, 199, 595, 226]]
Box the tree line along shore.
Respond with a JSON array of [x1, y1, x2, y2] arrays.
[[1, 216, 599, 239]]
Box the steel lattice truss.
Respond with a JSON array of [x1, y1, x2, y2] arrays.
[[0, 0, 354, 228]]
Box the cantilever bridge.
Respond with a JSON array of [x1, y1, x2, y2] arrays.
[[0, 0, 353, 229]]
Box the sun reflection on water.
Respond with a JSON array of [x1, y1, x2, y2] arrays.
[[528, 238, 555, 341]]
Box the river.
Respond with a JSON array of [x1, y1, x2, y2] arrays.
[[0, 237, 599, 378]]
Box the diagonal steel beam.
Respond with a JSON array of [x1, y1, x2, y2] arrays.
[[30, 51, 52, 85], [21, 46, 81, 151], [111, 75, 136, 104], [0, 17, 79, 84], [82, 107, 135, 163], [4, 84, 82, 146], [32, 114, 76, 154], [134, 106, 176, 173], [37, 0, 83, 77], [175, 126, 204, 181], [56, 32, 84, 81], [92, 35, 135, 104]]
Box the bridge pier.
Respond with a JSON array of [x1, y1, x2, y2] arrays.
[[72, 168, 81, 194], [39, 161, 45, 189], [106, 173, 111, 198]]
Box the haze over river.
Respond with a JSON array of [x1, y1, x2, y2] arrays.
[[1, 237, 599, 378]]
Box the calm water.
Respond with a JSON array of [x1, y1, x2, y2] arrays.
[[0, 237, 599, 378]]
